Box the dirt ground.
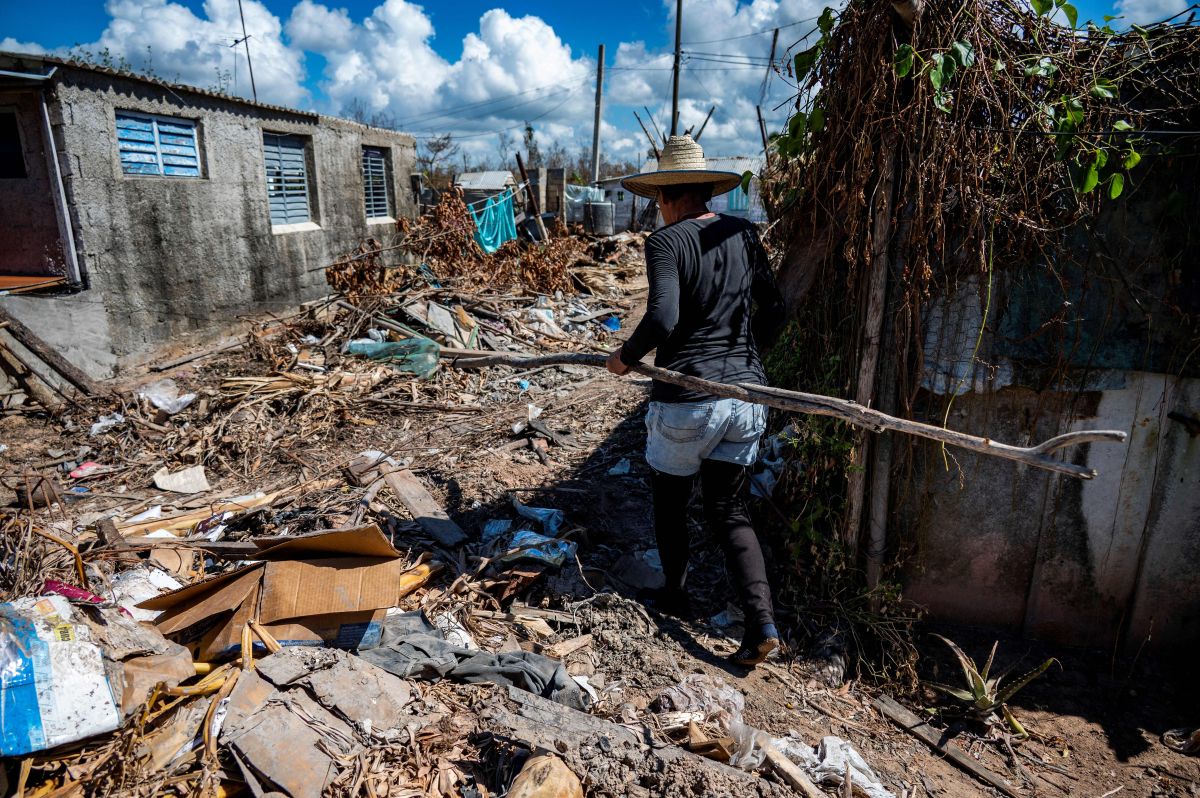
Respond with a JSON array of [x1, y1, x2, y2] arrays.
[[2, 286, 1198, 797]]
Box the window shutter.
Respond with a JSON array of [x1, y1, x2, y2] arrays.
[[263, 133, 311, 225], [362, 147, 390, 219], [116, 112, 199, 177]]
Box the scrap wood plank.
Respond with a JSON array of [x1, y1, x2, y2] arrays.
[[761, 739, 827, 798], [874, 695, 1019, 798], [378, 463, 466, 546], [0, 307, 100, 396]]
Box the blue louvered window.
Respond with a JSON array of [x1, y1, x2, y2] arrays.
[[116, 112, 200, 177], [263, 132, 312, 225], [728, 184, 750, 212], [362, 146, 391, 219]]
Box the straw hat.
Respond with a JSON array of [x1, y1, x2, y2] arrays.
[[621, 134, 742, 200]]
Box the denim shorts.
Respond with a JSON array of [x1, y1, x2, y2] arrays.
[[645, 398, 768, 477]]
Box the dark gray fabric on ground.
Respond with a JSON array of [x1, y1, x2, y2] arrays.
[[358, 612, 586, 710]]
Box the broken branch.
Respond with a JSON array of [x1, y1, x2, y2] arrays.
[[444, 352, 1126, 479]]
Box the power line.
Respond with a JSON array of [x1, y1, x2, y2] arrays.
[[395, 80, 584, 128], [409, 86, 583, 141], [681, 15, 819, 45]]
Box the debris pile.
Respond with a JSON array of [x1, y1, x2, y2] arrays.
[[3, 220, 1195, 798]]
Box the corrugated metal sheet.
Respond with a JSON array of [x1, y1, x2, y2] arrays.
[[263, 133, 310, 225], [455, 170, 514, 191]]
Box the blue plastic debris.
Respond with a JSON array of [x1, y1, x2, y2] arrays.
[[499, 529, 578, 568], [517, 379, 531, 391], [512, 498, 564, 535], [345, 337, 440, 378], [602, 316, 621, 331]]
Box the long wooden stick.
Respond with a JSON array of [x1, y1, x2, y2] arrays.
[[443, 352, 1126, 479]]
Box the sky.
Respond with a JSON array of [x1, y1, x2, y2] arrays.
[[0, 0, 1188, 169]]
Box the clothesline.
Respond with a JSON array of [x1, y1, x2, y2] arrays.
[[461, 180, 530, 210]]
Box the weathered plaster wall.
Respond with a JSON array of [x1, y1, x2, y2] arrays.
[[901, 372, 1200, 652], [0, 88, 64, 275], [0, 64, 415, 378]]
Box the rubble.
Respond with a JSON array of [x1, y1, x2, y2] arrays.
[[1, 221, 1193, 798]]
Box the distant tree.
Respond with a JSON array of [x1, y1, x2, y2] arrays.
[[417, 133, 461, 182], [523, 123, 542, 168], [340, 97, 398, 130], [495, 130, 515, 170]]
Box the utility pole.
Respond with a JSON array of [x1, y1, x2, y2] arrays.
[[236, 0, 258, 103], [590, 44, 605, 183], [670, 0, 682, 136]]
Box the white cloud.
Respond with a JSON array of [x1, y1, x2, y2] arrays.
[[285, 0, 355, 51], [74, 0, 307, 105], [0, 38, 47, 54], [1113, 0, 1189, 23]]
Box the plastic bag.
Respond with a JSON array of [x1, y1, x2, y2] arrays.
[[138, 378, 196, 415], [345, 337, 439, 377], [654, 673, 746, 728], [89, 413, 125, 436], [499, 529, 577, 568], [512, 497, 564, 535]]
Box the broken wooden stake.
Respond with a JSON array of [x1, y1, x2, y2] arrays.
[[445, 352, 1126, 479], [874, 695, 1019, 797]]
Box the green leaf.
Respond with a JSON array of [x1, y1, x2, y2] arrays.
[[1031, 0, 1053, 15], [1109, 172, 1124, 198], [994, 58, 1007, 72], [794, 45, 821, 81], [1095, 149, 1108, 169], [1067, 98, 1084, 126], [1123, 148, 1141, 169], [930, 63, 944, 91], [980, 641, 998, 681], [1061, 2, 1078, 28], [1113, 119, 1133, 131], [933, 90, 952, 113], [1083, 161, 1100, 192], [894, 43, 915, 77], [995, 658, 1058, 704], [1023, 56, 1058, 78], [818, 7, 836, 34], [949, 41, 976, 69], [928, 683, 978, 703], [788, 112, 807, 138], [809, 107, 825, 133], [740, 170, 754, 195], [933, 635, 988, 700], [1090, 79, 1117, 99]]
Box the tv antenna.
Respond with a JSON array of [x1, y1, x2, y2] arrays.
[[233, 0, 258, 102]]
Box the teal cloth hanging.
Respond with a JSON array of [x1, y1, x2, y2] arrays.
[[469, 190, 518, 254]]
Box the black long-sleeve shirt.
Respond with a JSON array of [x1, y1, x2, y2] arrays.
[[620, 213, 786, 403]]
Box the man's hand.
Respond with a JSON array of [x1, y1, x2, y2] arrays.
[[606, 346, 631, 376]]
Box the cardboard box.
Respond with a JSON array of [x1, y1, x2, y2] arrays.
[[139, 525, 408, 660]]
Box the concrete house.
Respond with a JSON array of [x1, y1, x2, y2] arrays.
[[0, 52, 416, 379]]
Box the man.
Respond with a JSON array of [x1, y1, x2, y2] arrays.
[[605, 135, 787, 667]]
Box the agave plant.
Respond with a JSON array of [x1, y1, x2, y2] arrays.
[[927, 634, 1058, 737]]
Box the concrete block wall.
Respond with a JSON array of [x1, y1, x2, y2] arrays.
[[0, 62, 416, 378]]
